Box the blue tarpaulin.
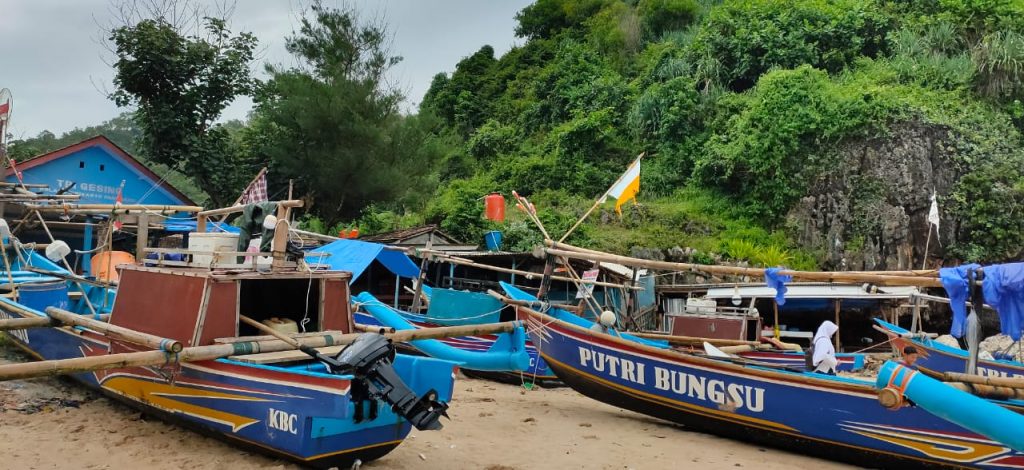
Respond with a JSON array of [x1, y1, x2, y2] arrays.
[[982, 263, 1024, 340], [307, 239, 419, 282]]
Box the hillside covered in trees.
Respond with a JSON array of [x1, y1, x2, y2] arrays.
[[418, 0, 1024, 269], [9, 0, 1024, 270]]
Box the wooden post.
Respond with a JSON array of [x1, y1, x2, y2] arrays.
[[911, 295, 922, 333], [410, 236, 433, 312], [196, 213, 207, 232], [135, 212, 149, 262], [834, 299, 841, 352], [270, 204, 289, 269], [537, 255, 556, 300], [773, 301, 780, 340]]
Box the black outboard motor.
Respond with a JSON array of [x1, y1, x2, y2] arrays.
[[299, 334, 450, 430]]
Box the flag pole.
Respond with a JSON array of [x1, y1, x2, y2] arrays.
[[218, 167, 267, 222], [921, 225, 933, 270], [558, 153, 643, 243]]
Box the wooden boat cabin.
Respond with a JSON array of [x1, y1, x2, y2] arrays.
[[110, 264, 353, 350]]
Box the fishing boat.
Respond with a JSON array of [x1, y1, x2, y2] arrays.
[[876, 319, 1024, 379], [307, 238, 558, 386], [502, 282, 1024, 468], [0, 201, 521, 469]]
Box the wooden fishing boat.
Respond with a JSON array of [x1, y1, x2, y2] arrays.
[[352, 291, 559, 386], [502, 282, 1024, 469], [877, 319, 1024, 379], [0, 202, 486, 469]]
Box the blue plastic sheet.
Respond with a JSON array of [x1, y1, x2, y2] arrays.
[[982, 263, 1024, 340], [939, 264, 980, 338], [306, 239, 419, 282]]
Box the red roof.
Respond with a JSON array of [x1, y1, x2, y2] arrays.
[[5, 135, 196, 205]]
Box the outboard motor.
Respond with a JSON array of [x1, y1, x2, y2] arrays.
[[300, 334, 450, 430]]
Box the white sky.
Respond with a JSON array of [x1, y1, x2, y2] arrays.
[[1, 0, 532, 138]]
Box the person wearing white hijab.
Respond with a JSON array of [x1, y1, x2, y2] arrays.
[[812, 320, 839, 375]]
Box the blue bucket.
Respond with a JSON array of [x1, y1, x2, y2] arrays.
[[484, 231, 503, 251], [19, 281, 70, 313]]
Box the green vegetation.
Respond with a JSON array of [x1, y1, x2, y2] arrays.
[[10, 0, 1024, 265], [109, 15, 259, 206]]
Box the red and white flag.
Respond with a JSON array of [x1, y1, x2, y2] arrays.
[[240, 169, 268, 205]]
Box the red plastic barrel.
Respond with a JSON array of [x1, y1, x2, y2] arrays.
[[484, 192, 506, 222]]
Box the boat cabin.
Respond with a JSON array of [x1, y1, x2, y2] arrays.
[[108, 265, 353, 349]]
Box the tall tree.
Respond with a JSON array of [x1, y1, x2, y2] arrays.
[[248, 2, 444, 225], [108, 2, 258, 205]]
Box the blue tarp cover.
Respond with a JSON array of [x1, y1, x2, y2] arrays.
[[307, 238, 419, 282]]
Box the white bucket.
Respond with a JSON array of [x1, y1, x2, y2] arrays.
[[188, 232, 239, 266]]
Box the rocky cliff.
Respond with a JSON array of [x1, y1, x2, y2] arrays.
[[787, 120, 961, 271]]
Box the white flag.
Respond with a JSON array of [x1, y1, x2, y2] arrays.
[[928, 190, 940, 229]]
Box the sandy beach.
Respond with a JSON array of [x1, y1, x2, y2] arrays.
[[0, 343, 854, 470]]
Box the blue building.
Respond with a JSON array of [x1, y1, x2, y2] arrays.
[[4, 135, 196, 206], [3, 135, 199, 274]]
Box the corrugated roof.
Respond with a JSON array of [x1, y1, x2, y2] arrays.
[[361, 224, 464, 244]]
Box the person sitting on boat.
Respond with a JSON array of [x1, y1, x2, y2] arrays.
[[900, 345, 919, 368], [811, 321, 839, 375], [590, 311, 620, 337]]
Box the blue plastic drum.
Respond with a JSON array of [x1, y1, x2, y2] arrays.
[[19, 281, 70, 313], [484, 230, 503, 251]]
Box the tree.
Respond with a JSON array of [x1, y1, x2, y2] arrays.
[[248, 2, 445, 225], [108, 4, 258, 205]]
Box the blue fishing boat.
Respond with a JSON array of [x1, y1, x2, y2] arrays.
[[308, 238, 559, 385], [877, 319, 1024, 379], [0, 203, 506, 469], [502, 282, 1024, 468]]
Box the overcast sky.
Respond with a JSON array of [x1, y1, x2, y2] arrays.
[[1, 0, 532, 138]]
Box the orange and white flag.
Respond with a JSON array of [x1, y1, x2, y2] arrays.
[[600, 154, 642, 215]]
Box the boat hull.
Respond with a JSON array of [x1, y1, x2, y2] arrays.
[[523, 309, 1024, 469], [355, 310, 561, 386]]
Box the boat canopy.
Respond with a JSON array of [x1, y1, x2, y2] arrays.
[[307, 239, 420, 282]]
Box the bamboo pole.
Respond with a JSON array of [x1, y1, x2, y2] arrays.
[[943, 371, 1024, 389], [0, 320, 521, 381], [545, 243, 946, 288], [27, 204, 202, 213], [486, 289, 586, 315], [24, 267, 116, 288], [408, 248, 642, 290], [629, 331, 759, 347], [0, 314, 112, 331], [871, 324, 939, 339], [353, 324, 396, 334], [0, 316, 54, 330], [45, 307, 182, 353], [0, 181, 48, 189]]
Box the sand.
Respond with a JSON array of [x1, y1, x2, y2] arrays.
[[0, 344, 854, 470]]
